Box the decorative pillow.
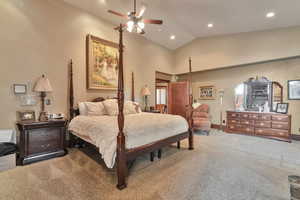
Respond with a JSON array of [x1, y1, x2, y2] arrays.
[[132, 102, 142, 113], [85, 102, 106, 116], [124, 101, 138, 114], [103, 99, 119, 116], [103, 99, 139, 116], [78, 102, 88, 115]]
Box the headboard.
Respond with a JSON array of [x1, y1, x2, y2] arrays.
[[68, 60, 135, 120]]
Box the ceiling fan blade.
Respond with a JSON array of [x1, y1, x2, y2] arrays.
[[138, 5, 146, 18], [108, 10, 128, 18], [143, 19, 163, 25]]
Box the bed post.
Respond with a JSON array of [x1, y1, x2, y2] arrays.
[[188, 57, 194, 150], [69, 59, 74, 120], [116, 24, 127, 190], [131, 72, 135, 102]]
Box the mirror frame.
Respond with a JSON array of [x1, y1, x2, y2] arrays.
[[271, 81, 283, 112]]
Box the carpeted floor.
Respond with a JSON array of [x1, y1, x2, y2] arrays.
[[1, 130, 300, 200]]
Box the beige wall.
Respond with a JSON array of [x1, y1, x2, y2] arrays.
[[179, 57, 300, 135], [174, 26, 300, 74], [0, 0, 173, 129]]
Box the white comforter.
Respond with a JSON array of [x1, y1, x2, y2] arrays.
[[68, 112, 188, 168]]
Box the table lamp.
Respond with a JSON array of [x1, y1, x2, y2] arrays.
[[34, 75, 53, 121], [141, 85, 151, 111]]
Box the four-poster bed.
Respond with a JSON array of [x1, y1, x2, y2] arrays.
[[68, 25, 194, 190]]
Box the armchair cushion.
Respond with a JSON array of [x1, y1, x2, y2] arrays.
[[192, 104, 211, 131]]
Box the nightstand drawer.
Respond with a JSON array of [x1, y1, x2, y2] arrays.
[[28, 128, 61, 155]]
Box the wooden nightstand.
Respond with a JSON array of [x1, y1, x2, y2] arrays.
[[16, 120, 67, 165]]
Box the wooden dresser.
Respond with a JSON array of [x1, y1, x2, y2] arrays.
[[226, 111, 291, 142], [17, 120, 67, 165]]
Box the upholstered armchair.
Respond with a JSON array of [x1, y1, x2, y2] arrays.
[[192, 104, 211, 135]]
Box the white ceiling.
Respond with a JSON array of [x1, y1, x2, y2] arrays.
[[62, 0, 300, 50]]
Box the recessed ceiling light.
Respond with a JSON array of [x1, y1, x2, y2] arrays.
[[170, 35, 176, 40], [208, 23, 214, 28], [266, 12, 275, 18]]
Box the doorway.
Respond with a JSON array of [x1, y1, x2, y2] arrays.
[[155, 71, 171, 113]]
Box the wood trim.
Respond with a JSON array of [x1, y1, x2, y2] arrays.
[[176, 55, 300, 75], [126, 132, 189, 160], [116, 25, 127, 190], [291, 134, 300, 141], [211, 124, 227, 131]]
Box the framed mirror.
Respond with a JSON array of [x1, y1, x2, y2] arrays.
[[271, 82, 283, 112], [234, 77, 283, 112]]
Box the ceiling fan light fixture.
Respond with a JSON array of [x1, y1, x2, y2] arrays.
[[208, 23, 214, 28], [138, 21, 145, 29], [127, 20, 134, 32]]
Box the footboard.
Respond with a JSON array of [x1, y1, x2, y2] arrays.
[[126, 132, 190, 161]]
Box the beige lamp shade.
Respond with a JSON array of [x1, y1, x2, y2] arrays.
[[141, 86, 151, 96], [34, 75, 53, 92]]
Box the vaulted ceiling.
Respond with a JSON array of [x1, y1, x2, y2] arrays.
[[63, 0, 300, 50]]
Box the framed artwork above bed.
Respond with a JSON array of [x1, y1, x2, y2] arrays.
[[86, 34, 119, 90]]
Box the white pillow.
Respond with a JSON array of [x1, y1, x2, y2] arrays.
[[103, 99, 138, 116], [78, 102, 88, 115], [125, 101, 138, 114], [132, 102, 142, 113], [103, 99, 118, 116], [85, 102, 106, 116]]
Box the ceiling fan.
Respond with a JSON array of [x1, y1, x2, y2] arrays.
[[108, 0, 163, 34]]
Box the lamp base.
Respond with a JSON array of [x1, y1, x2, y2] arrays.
[[39, 111, 48, 122]]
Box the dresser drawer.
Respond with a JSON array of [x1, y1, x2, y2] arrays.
[[228, 119, 240, 124], [239, 126, 254, 134], [240, 119, 254, 126], [249, 114, 259, 120], [255, 128, 289, 137], [271, 122, 289, 130], [255, 121, 271, 128], [272, 115, 289, 122], [227, 112, 240, 118], [240, 113, 249, 119], [227, 124, 242, 130], [259, 114, 271, 121]]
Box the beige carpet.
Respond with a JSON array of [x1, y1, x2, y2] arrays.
[[1, 131, 300, 200]]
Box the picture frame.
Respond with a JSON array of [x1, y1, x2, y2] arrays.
[[86, 34, 119, 90], [17, 110, 36, 121], [199, 85, 216, 100], [13, 84, 27, 94], [276, 103, 289, 114], [288, 80, 300, 100]]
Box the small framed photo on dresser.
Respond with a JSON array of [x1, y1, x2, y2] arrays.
[[288, 80, 300, 100], [276, 103, 289, 114], [17, 110, 36, 122]]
